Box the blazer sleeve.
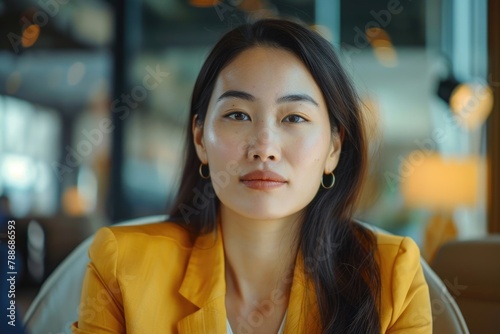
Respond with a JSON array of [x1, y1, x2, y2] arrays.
[[72, 228, 125, 333], [386, 237, 432, 333]]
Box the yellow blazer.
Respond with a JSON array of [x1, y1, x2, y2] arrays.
[[72, 222, 432, 333]]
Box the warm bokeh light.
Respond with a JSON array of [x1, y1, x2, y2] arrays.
[[239, 0, 265, 12], [370, 39, 392, 49], [62, 187, 89, 216], [401, 153, 480, 210], [22, 24, 40, 48], [366, 27, 398, 67], [373, 46, 398, 67], [366, 27, 391, 43], [450, 83, 494, 129], [189, 0, 220, 7]]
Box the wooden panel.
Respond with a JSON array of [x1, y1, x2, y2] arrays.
[[488, 0, 500, 233]]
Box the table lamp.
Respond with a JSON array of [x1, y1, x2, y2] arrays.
[[400, 153, 481, 260]]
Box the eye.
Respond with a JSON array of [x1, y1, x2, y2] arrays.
[[283, 114, 307, 123], [225, 112, 250, 121]]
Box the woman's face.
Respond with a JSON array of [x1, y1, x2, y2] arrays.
[[194, 46, 341, 221]]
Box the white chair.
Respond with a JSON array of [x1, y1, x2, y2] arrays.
[[23, 215, 168, 334], [23, 216, 469, 333]]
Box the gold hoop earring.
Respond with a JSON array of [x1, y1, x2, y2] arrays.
[[199, 163, 210, 179], [321, 172, 335, 189]]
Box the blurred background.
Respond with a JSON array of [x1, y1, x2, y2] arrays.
[[0, 0, 498, 323]]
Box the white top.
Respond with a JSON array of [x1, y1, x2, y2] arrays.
[[226, 311, 287, 334]]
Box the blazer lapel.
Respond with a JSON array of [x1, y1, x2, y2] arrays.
[[283, 252, 322, 333], [176, 225, 322, 334], [177, 227, 227, 334], [177, 296, 227, 334]]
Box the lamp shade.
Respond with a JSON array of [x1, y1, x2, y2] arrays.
[[437, 77, 494, 130], [401, 153, 480, 210], [449, 83, 493, 130]]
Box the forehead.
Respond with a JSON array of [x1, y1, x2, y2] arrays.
[[213, 46, 324, 100]]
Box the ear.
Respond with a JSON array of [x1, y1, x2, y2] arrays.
[[325, 130, 342, 174], [192, 115, 208, 164]]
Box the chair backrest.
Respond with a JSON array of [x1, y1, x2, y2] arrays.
[[23, 215, 168, 334], [23, 216, 469, 333], [432, 235, 500, 333], [422, 259, 469, 333], [359, 222, 469, 334]]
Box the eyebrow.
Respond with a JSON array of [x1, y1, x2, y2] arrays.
[[217, 90, 319, 106], [217, 90, 255, 102], [276, 94, 318, 106]]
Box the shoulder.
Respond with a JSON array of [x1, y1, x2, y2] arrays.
[[374, 230, 421, 262], [355, 224, 422, 273], [89, 222, 196, 266], [370, 230, 432, 332], [99, 221, 194, 246], [372, 230, 423, 290], [79, 221, 201, 331]]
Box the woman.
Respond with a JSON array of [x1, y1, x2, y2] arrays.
[[73, 19, 432, 334]]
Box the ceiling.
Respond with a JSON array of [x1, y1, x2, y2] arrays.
[[0, 0, 425, 113]]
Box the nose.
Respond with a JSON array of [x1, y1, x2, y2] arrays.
[[246, 127, 281, 162]]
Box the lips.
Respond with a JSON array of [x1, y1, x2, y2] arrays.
[[240, 170, 287, 190]]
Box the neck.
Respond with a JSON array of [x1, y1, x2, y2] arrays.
[[221, 206, 301, 305]]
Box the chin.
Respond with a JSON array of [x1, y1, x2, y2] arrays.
[[232, 203, 304, 222]]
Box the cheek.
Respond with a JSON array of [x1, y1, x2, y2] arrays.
[[288, 131, 330, 167], [204, 125, 244, 165]]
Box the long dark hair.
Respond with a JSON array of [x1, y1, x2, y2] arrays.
[[170, 19, 381, 333]]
